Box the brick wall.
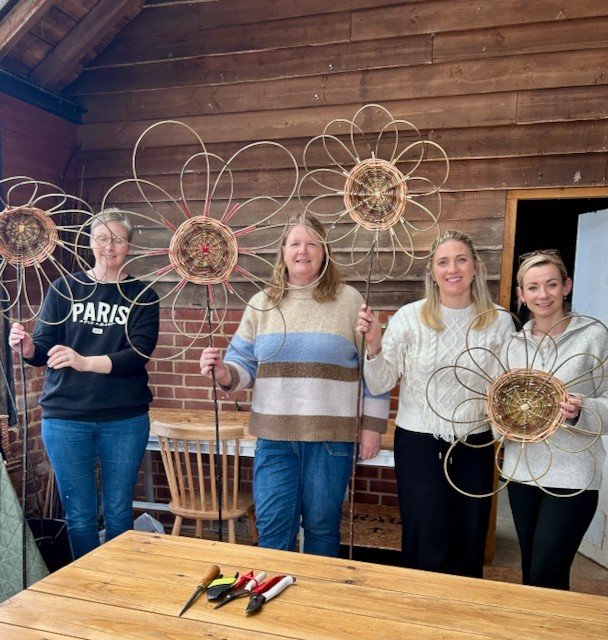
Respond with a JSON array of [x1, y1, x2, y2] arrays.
[[145, 307, 400, 512]]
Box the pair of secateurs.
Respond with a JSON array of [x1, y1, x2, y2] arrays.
[[214, 571, 296, 613]]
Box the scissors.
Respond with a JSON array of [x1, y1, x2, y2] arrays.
[[213, 571, 266, 609]]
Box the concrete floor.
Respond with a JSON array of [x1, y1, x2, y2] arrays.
[[486, 489, 608, 596]]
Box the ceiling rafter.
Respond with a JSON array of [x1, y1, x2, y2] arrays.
[[30, 0, 144, 91], [0, 0, 55, 62]]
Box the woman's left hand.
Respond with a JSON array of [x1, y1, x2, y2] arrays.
[[560, 394, 583, 422], [47, 345, 86, 371], [358, 429, 381, 460]]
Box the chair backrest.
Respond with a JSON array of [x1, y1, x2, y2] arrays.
[[151, 421, 245, 516]]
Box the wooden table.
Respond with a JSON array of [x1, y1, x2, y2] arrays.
[[0, 531, 606, 639]]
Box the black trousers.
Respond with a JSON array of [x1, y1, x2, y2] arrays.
[[507, 482, 598, 590], [394, 428, 494, 578]]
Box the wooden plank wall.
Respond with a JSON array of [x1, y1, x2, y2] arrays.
[[0, 92, 79, 506], [65, 0, 608, 415], [69, 0, 608, 313]]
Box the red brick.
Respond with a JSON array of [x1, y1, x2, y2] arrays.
[[151, 373, 184, 386], [353, 492, 380, 505], [380, 468, 397, 480], [369, 480, 398, 494], [356, 466, 381, 479], [174, 361, 203, 374], [380, 495, 400, 507]]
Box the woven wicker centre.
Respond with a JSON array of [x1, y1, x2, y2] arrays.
[[487, 368, 567, 443], [169, 217, 238, 285], [0, 206, 58, 267], [343, 158, 407, 230]]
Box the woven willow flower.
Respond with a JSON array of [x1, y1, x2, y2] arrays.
[[426, 310, 608, 498], [93, 120, 299, 360], [299, 104, 449, 283], [0, 177, 95, 324]]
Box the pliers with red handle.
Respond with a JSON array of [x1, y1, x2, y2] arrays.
[[245, 575, 296, 614]]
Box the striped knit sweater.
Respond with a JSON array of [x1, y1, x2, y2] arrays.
[[223, 284, 389, 441]]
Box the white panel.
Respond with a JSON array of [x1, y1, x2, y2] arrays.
[[573, 208, 608, 567]]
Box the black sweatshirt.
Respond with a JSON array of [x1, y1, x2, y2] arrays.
[[26, 272, 159, 421]]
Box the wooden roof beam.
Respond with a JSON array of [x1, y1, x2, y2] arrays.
[[0, 0, 55, 62], [30, 0, 144, 91]]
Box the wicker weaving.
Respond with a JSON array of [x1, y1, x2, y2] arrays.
[[169, 217, 238, 285], [0, 177, 96, 324], [299, 103, 449, 283], [95, 120, 298, 361], [343, 158, 407, 231], [488, 368, 567, 443], [0, 206, 58, 267]]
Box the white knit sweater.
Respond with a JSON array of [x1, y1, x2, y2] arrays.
[[501, 314, 608, 490], [365, 299, 514, 441]]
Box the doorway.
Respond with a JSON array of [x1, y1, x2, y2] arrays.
[[498, 186, 608, 569], [499, 187, 608, 311]]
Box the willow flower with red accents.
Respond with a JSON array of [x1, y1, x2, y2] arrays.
[[93, 120, 299, 360]]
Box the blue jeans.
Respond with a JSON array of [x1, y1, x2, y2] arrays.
[[42, 414, 150, 560], [253, 439, 354, 557]]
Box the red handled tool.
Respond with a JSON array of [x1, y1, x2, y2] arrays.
[[245, 575, 296, 614], [213, 571, 266, 609]]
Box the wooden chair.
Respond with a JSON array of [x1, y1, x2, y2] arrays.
[[152, 421, 257, 544]]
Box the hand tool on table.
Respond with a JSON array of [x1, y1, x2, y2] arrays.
[[178, 564, 221, 616], [213, 571, 266, 609], [245, 575, 296, 614], [207, 573, 239, 600]]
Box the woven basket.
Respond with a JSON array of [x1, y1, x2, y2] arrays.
[[343, 158, 407, 231], [169, 216, 238, 285], [488, 368, 567, 443], [0, 206, 58, 267], [0, 415, 9, 456]]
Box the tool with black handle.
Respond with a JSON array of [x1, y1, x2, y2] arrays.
[[178, 564, 221, 616], [245, 575, 296, 614], [207, 573, 239, 601]]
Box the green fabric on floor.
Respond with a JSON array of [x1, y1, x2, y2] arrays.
[[0, 458, 49, 603]]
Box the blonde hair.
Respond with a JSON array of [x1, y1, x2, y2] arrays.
[[420, 229, 497, 331], [266, 212, 343, 304], [516, 251, 570, 313]]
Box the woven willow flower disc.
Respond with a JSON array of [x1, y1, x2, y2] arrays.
[[0, 206, 58, 267], [343, 158, 408, 231], [487, 368, 567, 443], [168, 216, 238, 285]]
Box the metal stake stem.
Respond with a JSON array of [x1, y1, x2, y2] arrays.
[[17, 267, 29, 589], [349, 238, 376, 560], [205, 289, 223, 542]]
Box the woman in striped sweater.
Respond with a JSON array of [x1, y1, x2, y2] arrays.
[[200, 213, 389, 557]]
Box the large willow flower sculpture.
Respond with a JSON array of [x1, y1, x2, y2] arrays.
[[0, 177, 95, 324], [92, 121, 299, 360], [299, 104, 449, 282], [427, 310, 608, 498]]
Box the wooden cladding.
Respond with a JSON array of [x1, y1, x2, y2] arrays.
[[69, 0, 608, 309]]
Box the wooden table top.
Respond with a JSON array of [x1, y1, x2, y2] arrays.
[[1, 531, 606, 639], [150, 407, 397, 451]]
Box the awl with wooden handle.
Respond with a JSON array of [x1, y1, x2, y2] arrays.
[[178, 564, 221, 616]]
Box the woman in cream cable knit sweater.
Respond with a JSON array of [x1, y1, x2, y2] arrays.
[[503, 251, 608, 590], [357, 230, 513, 577]]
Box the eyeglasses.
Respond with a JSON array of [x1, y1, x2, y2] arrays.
[[92, 234, 128, 247], [518, 249, 561, 265]]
